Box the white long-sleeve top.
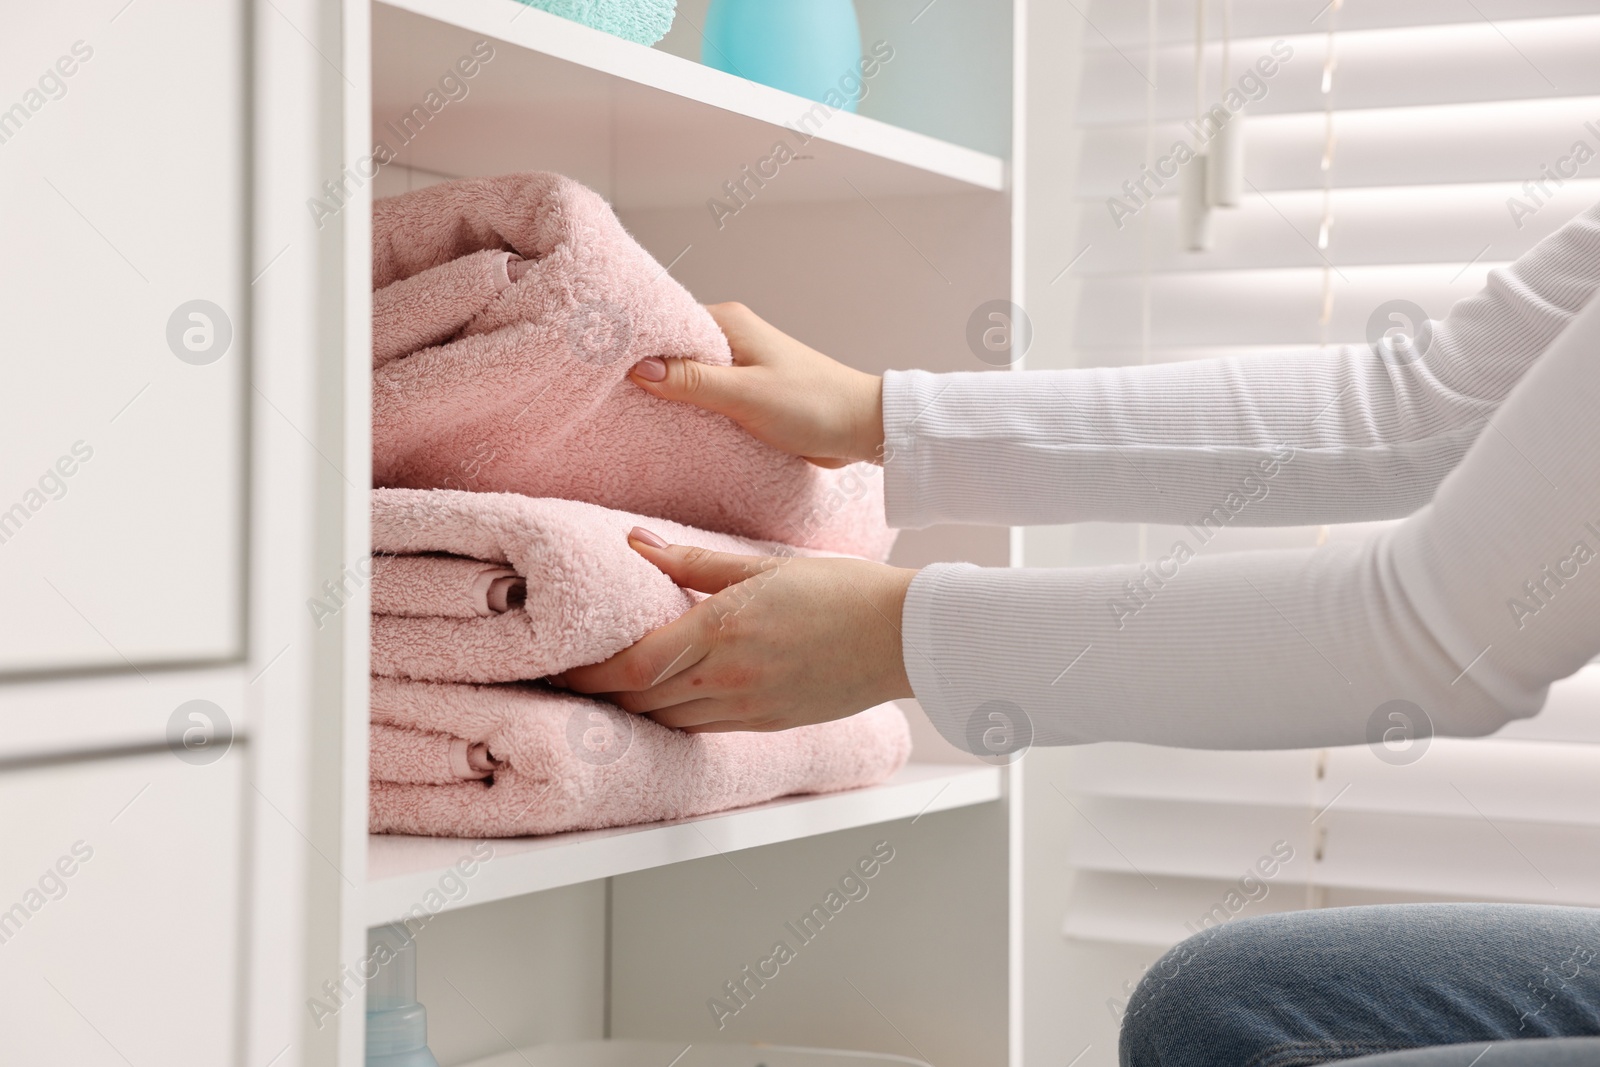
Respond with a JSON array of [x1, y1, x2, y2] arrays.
[[882, 202, 1600, 753]]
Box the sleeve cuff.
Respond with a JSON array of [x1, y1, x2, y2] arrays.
[[900, 561, 981, 753], [880, 368, 941, 530]]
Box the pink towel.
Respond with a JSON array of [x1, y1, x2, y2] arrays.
[[370, 554, 525, 618], [368, 676, 912, 837], [372, 249, 521, 368], [370, 722, 502, 785], [370, 172, 895, 559], [371, 488, 835, 683]]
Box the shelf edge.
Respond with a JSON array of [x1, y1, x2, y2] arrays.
[[364, 764, 1001, 925], [375, 0, 1007, 193]]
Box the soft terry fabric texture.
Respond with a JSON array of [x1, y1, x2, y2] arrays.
[[368, 676, 912, 837], [371, 487, 833, 683], [372, 249, 519, 368], [370, 554, 524, 619], [370, 722, 501, 785], [370, 171, 894, 559], [511, 0, 677, 45]]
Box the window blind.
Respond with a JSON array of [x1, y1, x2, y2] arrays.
[[1049, 0, 1600, 975]]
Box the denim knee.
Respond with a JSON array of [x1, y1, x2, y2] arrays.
[[1119, 904, 1600, 1067], [1119, 922, 1234, 1067], [1117, 915, 1295, 1067]]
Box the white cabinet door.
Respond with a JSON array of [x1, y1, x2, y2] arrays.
[[0, 747, 242, 1065], [0, 2, 247, 675]]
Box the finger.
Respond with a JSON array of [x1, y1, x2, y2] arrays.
[[643, 699, 751, 731], [628, 353, 752, 418], [805, 455, 851, 469], [372, 250, 519, 367], [608, 666, 730, 715], [626, 528, 783, 596], [561, 608, 712, 694], [682, 719, 786, 734]]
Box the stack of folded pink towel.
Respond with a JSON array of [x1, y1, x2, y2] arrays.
[[367, 172, 909, 838]]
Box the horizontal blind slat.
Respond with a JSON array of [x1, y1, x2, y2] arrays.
[[1062, 871, 1558, 947], [1077, 97, 1600, 196], [1061, 870, 1318, 948], [1074, 263, 1498, 347], [1061, 720, 1600, 819], [1084, 0, 1600, 50], [1071, 183, 1600, 276], [1064, 799, 1600, 903], [1079, 18, 1600, 124]]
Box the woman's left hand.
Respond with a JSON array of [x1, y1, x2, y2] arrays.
[[555, 528, 917, 732]]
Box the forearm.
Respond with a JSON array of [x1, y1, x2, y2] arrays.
[[902, 535, 1532, 754], [901, 285, 1600, 753], [883, 201, 1600, 530]]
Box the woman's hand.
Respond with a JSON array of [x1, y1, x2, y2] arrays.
[[630, 302, 884, 468], [555, 528, 917, 732]]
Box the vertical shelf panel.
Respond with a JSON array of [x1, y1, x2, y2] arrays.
[[610, 806, 1011, 1065]]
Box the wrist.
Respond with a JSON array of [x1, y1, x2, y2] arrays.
[[854, 372, 886, 464], [881, 566, 917, 700]]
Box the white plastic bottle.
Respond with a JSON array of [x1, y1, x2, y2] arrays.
[[365, 924, 442, 1067]]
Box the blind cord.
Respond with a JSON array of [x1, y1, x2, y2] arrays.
[[1137, 0, 1159, 563]]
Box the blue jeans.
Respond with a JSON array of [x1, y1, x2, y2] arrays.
[[1119, 904, 1600, 1067]]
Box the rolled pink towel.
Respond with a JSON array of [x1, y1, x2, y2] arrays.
[[370, 554, 525, 618], [371, 488, 862, 684], [370, 722, 502, 785], [372, 249, 521, 368], [370, 172, 894, 559], [368, 676, 913, 837]]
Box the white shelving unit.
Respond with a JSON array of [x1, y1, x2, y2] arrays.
[[3, 2, 1057, 1065], [374, 0, 1006, 199], [333, 2, 1029, 1065], [367, 763, 1002, 925]]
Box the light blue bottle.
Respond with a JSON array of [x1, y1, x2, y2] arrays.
[[702, 0, 863, 110], [365, 925, 441, 1067]]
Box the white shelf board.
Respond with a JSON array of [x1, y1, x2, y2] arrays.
[[372, 0, 1005, 207], [463, 1040, 934, 1066], [365, 762, 1001, 925]]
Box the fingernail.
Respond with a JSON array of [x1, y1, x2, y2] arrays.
[[507, 256, 532, 282], [628, 526, 669, 549], [633, 357, 667, 382]]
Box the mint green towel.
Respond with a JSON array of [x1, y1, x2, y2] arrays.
[[514, 0, 677, 45]]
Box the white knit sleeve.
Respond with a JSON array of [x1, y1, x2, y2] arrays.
[[901, 287, 1600, 754], [882, 202, 1600, 530]]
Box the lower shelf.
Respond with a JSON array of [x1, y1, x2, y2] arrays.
[[364, 762, 1001, 925], [462, 1039, 932, 1066]]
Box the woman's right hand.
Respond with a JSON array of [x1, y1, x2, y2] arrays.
[[629, 302, 884, 468]]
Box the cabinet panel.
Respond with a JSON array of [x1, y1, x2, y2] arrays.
[[0, 747, 242, 1065], [414, 885, 608, 1065], [0, 1, 247, 674], [0, 667, 245, 761], [610, 807, 1009, 1067]]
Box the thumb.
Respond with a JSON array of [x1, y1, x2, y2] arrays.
[[627, 527, 780, 594], [629, 356, 747, 418]]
